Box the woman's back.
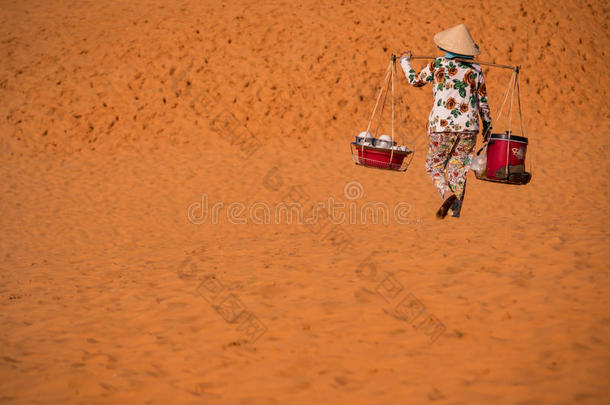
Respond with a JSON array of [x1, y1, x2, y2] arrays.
[[402, 57, 491, 133]]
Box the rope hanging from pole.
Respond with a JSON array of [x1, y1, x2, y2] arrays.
[[350, 55, 414, 172]]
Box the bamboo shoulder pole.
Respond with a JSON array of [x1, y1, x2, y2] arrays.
[[407, 55, 519, 71]]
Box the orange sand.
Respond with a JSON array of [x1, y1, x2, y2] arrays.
[[1, 0, 609, 403]]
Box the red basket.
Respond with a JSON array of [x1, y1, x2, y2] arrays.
[[351, 143, 413, 171]]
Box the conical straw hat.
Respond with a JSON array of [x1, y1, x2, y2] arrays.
[[433, 24, 481, 56]]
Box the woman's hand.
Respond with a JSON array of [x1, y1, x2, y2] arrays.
[[482, 126, 493, 141], [399, 50, 412, 61]]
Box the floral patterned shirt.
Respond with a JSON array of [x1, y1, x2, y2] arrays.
[[400, 56, 492, 133]]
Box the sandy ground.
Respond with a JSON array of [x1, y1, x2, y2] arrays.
[[1, 0, 609, 404]]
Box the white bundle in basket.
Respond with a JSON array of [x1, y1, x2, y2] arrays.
[[392, 145, 412, 152], [470, 146, 487, 175]]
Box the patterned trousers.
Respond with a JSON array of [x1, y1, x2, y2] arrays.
[[425, 131, 477, 207]]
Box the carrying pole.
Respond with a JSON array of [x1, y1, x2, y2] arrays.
[[408, 55, 519, 71]]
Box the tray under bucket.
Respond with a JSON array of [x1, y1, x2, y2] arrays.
[[351, 143, 413, 172], [474, 170, 532, 185]]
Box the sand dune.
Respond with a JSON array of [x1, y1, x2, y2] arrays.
[[1, 0, 609, 404]]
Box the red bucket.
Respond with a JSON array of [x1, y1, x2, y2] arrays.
[[354, 145, 407, 170], [485, 132, 528, 180]]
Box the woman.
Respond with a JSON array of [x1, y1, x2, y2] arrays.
[[400, 24, 492, 219]]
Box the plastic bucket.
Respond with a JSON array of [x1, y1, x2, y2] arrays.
[[356, 146, 406, 170], [485, 132, 528, 180]]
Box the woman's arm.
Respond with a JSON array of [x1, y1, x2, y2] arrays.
[[399, 52, 433, 87]]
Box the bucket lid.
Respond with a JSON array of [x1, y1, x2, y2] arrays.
[[490, 132, 528, 144]]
